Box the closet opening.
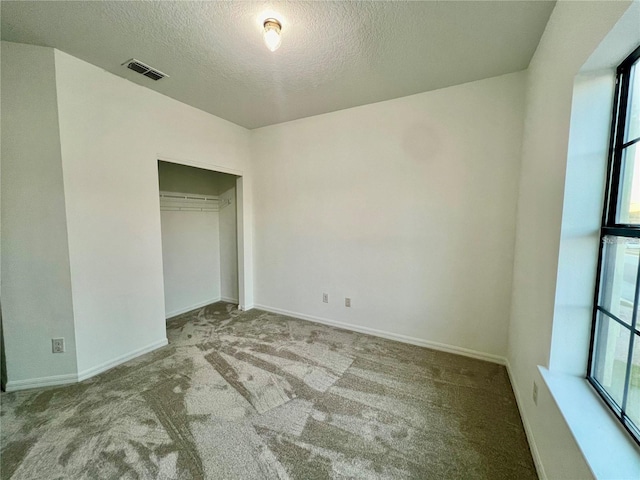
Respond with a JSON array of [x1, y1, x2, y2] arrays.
[[157, 160, 240, 318]]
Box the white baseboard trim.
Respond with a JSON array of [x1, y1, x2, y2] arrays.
[[76, 338, 168, 382], [5, 372, 78, 392], [505, 359, 547, 480], [165, 297, 221, 319], [4, 339, 169, 392], [253, 304, 507, 365], [221, 296, 239, 304]]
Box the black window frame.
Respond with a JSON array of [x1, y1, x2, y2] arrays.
[[588, 44, 640, 446]]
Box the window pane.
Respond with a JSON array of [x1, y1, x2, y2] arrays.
[[625, 62, 640, 143], [599, 235, 638, 325], [616, 144, 640, 224], [627, 334, 640, 430], [593, 312, 631, 407]]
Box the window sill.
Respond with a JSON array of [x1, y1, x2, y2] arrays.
[[539, 366, 640, 480]]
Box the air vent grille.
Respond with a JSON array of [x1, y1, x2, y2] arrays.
[[143, 70, 164, 81], [122, 59, 168, 81]]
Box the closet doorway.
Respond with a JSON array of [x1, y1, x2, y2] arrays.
[[157, 160, 240, 318]]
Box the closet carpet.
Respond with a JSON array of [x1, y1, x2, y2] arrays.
[[1, 302, 537, 479]]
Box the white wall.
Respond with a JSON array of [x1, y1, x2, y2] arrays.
[[157, 164, 239, 315], [237, 176, 254, 310], [160, 210, 221, 317], [0, 42, 251, 388], [251, 72, 526, 359], [219, 186, 238, 303], [52, 49, 251, 378], [506, 1, 633, 478], [550, 71, 615, 377], [0, 43, 78, 387]]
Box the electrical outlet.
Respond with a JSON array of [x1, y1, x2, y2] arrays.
[[52, 338, 65, 354], [345, 298, 351, 307], [532, 381, 538, 405], [323, 293, 329, 303]]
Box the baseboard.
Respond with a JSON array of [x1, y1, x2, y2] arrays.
[[505, 359, 547, 480], [76, 338, 168, 382], [4, 338, 170, 392], [165, 297, 221, 319], [221, 296, 239, 304], [4, 372, 79, 392], [253, 304, 507, 365]]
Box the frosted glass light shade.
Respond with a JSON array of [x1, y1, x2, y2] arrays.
[[263, 19, 282, 52]]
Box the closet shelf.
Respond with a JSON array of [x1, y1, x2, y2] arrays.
[[159, 191, 220, 212]]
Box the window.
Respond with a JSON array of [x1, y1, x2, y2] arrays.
[[589, 44, 640, 445]]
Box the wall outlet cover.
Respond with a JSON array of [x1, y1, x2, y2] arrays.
[[52, 338, 65, 354]]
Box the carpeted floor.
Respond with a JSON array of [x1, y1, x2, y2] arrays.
[[1, 302, 537, 479]]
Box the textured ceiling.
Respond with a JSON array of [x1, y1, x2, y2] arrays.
[[1, 1, 556, 129]]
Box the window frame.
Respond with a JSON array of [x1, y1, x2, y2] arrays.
[[588, 44, 640, 447]]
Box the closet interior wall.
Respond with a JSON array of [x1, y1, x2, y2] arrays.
[[157, 161, 238, 318]]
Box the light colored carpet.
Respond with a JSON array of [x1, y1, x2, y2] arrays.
[[1, 302, 537, 479]]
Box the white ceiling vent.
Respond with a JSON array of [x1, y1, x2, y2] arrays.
[[121, 58, 168, 81]]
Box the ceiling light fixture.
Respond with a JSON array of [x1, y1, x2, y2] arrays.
[[263, 18, 282, 52]]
